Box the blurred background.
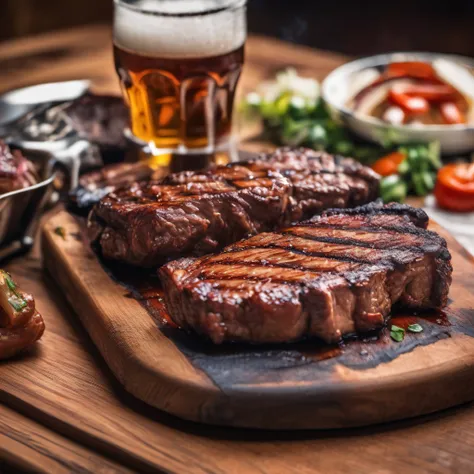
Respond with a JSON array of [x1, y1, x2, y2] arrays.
[[2, 0, 473, 57]]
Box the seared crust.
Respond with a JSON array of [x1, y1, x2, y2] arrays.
[[160, 204, 452, 344], [89, 148, 380, 267], [89, 164, 291, 267], [254, 147, 380, 222]]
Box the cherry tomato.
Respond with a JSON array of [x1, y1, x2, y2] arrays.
[[440, 102, 465, 124], [434, 163, 474, 212], [386, 62, 437, 80], [371, 151, 406, 177], [401, 84, 457, 102], [389, 89, 429, 114]]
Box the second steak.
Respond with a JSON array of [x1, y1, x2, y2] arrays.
[[160, 203, 452, 344]]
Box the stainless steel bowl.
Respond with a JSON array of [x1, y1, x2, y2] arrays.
[[0, 152, 55, 262], [321, 52, 474, 154]]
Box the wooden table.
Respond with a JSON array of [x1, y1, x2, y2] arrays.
[[1, 25, 474, 474]]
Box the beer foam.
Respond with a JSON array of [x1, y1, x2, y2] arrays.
[[114, 0, 246, 58]]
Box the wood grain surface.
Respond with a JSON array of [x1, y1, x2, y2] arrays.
[[0, 403, 133, 474], [2, 240, 474, 473], [1, 24, 474, 473], [41, 211, 474, 430]]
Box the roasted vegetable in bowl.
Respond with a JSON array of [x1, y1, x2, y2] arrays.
[[348, 59, 474, 126]]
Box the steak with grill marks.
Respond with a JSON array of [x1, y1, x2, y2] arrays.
[[257, 147, 380, 221], [160, 203, 452, 344], [88, 164, 291, 267], [88, 148, 379, 267]]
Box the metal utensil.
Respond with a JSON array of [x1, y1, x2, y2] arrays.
[[0, 151, 55, 262], [0, 79, 102, 191]]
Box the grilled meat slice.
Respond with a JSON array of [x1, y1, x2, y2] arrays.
[[89, 148, 379, 267], [160, 203, 452, 344], [89, 164, 291, 267], [0, 270, 45, 359], [252, 147, 380, 221]]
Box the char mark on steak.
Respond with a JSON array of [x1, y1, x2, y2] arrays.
[[88, 164, 291, 267], [89, 148, 380, 267], [257, 147, 380, 222], [160, 203, 451, 344]]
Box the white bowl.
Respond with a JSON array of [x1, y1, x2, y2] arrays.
[[321, 52, 474, 155]]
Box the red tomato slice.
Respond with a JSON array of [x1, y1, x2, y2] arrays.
[[388, 89, 429, 114], [401, 84, 457, 102], [440, 102, 465, 124], [371, 151, 406, 176], [435, 163, 474, 212], [386, 62, 436, 80]]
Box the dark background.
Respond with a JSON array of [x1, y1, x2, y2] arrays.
[[2, 0, 474, 57]]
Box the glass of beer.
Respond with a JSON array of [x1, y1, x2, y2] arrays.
[[113, 0, 247, 156]]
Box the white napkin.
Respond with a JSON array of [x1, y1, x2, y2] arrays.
[[424, 195, 474, 256]]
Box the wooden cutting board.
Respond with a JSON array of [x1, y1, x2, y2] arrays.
[[41, 211, 474, 430]]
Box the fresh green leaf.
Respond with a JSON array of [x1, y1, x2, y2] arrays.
[[274, 93, 292, 116], [5, 275, 16, 292], [3, 272, 22, 300], [422, 171, 436, 192], [288, 96, 308, 119], [427, 141, 442, 169], [333, 140, 354, 156], [390, 330, 405, 342], [8, 297, 27, 312], [407, 323, 423, 333], [397, 159, 410, 175], [352, 146, 380, 164], [380, 175, 408, 203], [280, 119, 311, 147], [390, 325, 405, 342], [412, 172, 427, 196], [310, 100, 331, 119], [306, 124, 328, 149], [391, 325, 404, 333]]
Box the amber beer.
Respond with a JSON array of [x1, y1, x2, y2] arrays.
[[113, 0, 247, 153]]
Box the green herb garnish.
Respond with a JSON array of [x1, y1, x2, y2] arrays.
[[54, 227, 66, 240], [5, 274, 16, 292], [8, 297, 27, 312], [390, 325, 405, 342], [407, 323, 423, 333]]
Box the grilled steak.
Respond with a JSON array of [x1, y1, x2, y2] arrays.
[[160, 203, 452, 344], [89, 164, 291, 267], [89, 148, 379, 267], [254, 147, 380, 221]]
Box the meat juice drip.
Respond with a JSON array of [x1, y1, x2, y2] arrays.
[[297, 310, 452, 364], [95, 255, 178, 328], [390, 309, 451, 329], [297, 343, 343, 362], [142, 295, 178, 328]]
